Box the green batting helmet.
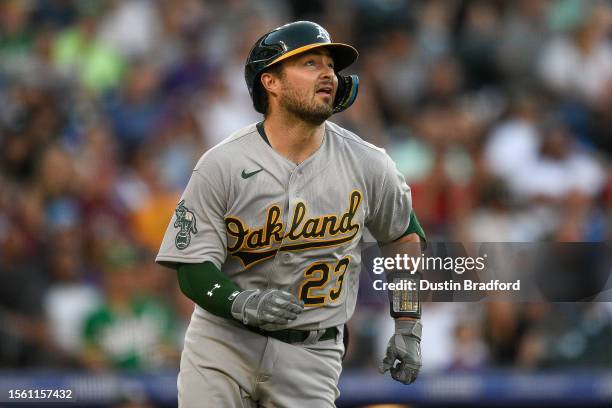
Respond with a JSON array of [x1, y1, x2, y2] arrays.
[[245, 21, 359, 114]]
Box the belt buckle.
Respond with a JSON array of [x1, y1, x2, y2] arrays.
[[303, 329, 326, 345]]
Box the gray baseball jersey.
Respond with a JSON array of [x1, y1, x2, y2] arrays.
[[156, 121, 412, 330]]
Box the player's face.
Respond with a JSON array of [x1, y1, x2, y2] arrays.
[[278, 50, 338, 125]]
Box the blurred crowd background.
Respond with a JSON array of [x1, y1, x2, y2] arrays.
[[1, 0, 611, 389]]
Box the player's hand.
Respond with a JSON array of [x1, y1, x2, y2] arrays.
[[231, 289, 304, 330], [379, 319, 422, 384]]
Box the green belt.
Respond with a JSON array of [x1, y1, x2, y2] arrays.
[[254, 326, 338, 344]]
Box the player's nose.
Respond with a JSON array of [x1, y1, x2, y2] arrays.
[[320, 64, 334, 80]]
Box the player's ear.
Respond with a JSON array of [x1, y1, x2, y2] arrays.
[[260, 72, 281, 96]]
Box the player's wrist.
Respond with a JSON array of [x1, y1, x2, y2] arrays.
[[230, 289, 260, 324], [394, 318, 422, 340]]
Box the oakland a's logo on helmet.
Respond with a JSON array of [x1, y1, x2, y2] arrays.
[[174, 200, 197, 250], [316, 26, 330, 41]]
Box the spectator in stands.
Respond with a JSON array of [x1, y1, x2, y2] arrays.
[[51, 2, 124, 94], [539, 1, 612, 105], [104, 61, 165, 159], [0, 217, 50, 367], [81, 243, 178, 371], [44, 224, 102, 364]]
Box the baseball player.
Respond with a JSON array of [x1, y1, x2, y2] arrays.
[[157, 21, 426, 407]]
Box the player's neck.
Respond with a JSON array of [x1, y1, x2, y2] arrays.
[[263, 114, 325, 165]]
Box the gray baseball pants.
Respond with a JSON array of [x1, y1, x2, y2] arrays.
[[178, 308, 344, 407]]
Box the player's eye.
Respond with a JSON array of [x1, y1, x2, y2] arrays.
[[305, 60, 316, 66]]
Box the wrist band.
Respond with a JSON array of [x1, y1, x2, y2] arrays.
[[387, 271, 421, 319]]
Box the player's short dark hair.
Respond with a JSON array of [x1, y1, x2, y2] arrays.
[[259, 63, 285, 117]]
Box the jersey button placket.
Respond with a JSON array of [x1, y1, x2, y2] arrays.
[[279, 170, 300, 267], [269, 172, 297, 286], [287, 169, 301, 205]]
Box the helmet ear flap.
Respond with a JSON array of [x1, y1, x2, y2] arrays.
[[333, 74, 359, 113], [252, 77, 266, 114]]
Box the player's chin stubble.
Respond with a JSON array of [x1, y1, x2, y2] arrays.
[[279, 85, 333, 125]]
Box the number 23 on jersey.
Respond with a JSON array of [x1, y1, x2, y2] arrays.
[[298, 256, 351, 306]]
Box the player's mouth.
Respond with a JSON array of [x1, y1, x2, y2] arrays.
[[316, 85, 333, 99]]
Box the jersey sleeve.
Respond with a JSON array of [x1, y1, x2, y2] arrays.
[[156, 156, 228, 269], [365, 153, 412, 243]]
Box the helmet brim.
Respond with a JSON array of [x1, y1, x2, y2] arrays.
[[266, 42, 358, 72]]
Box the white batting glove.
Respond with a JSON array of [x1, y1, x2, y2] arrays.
[[379, 319, 422, 384], [231, 289, 304, 331]]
